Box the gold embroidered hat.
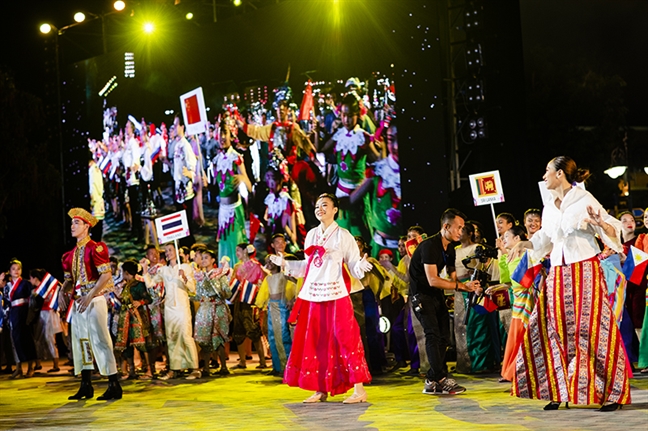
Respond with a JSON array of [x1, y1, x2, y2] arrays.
[[68, 208, 98, 227]]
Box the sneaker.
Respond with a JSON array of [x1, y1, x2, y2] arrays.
[[422, 379, 442, 395], [438, 378, 466, 395], [185, 370, 201, 380], [423, 378, 466, 395]]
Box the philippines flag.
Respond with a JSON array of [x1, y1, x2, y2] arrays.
[[623, 245, 648, 285], [159, 213, 184, 237], [511, 250, 544, 289], [472, 294, 498, 315], [35, 273, 59, 298]]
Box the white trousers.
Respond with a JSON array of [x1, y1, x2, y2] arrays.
[[71, 296, 117, 376]]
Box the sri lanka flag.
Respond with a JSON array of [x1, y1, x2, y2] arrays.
[[511, 250, 544, 289], [623, 246, 648, 285], [35, 273, 59, 298]]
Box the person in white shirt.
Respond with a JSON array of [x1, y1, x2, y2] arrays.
[[121, 121, 143, 241], [142, 242, 200, 380], [89, 155, 105, 241], [270, 193, 373, 404], [513, 156, 631, 412], [171, 116, 197, 246]]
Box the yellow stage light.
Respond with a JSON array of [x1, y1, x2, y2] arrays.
[[144, 22, 154, 33], [74, 12, 86, 23], [186, 12, 194, 20], [114, 1, 126, 11], [233, 0, 242, 6], [39, 23, 52, 34]]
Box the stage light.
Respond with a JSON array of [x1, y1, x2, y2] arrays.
[[604, 166, 627, 179], [186, 12, 194, 20], [645, 167, 648, 175], [40, 23, 52, 34], [233, 0, 242, 6], [74, 12, 86, 23], [477, 117, 485, 127], [469, 130, 478, 140], [143, 22, 154, 33], [114, 1, 126, 11], [468, 119, 477, 129]]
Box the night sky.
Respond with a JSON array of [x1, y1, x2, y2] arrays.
[[3, 1, 646, 124]]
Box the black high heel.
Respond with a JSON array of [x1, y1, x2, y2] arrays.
[[543, 401, 560, 410], [598, 403, 622, 412]]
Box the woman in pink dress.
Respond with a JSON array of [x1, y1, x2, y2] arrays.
[[270, 193, 373, 404]]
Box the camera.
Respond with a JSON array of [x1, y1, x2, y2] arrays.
[[462, 244, 498, 266], [411, 293, 423, 313]]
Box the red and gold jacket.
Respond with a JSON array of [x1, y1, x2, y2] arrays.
[[61, 236, 113, 297]]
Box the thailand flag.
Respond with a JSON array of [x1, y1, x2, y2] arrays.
[[623, 246, 648, 285], [100, 157, 112, 176], [35, 273, 59, 298], [240, 281, 259, 304], [48, 285, 60, 311], [159, 213, 184, 236], [229, 278, 242, 300], [511, 250, 544, 289]]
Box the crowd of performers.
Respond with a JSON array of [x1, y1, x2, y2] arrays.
[[1, 71, 647, 410]]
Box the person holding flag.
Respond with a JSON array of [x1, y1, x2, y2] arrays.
[[29, 269, 63, 373], [513, 156, 630, 411], [6, 259, 37, 379]]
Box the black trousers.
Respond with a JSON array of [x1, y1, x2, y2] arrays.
[[90, 219, 103, 242], [413, 293, 450, 382], [128, 185, 142, 238]]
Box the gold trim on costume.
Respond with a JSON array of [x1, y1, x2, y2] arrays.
[[80, 338, 94, 365]]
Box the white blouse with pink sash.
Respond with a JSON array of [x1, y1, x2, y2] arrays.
[[285, 222, 367, 302]]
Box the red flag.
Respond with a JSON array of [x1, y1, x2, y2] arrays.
[[298, 81, 314, 122]]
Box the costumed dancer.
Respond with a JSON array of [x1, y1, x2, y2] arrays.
[[214, 118, 251, 264], [61, 208, 121, 400], [452, 223, 500, 375], [319, 93, 381, 239], [493, 226, 534, 383], [240, 83, 317, 167], [143, 245, 165, 374], [114, 260, 157, 380], [264, 166, 304, 250], [194, 250, 232, 376], [350, 120, 401, 258], [6, 259, 37, 379], [513, 156, 631, 411], [255, 256, 296, 376], [270, 193, 373, 403], [634, 209, 648, 372], [230, 244, 267, 370], [142, 243, 200, 380]]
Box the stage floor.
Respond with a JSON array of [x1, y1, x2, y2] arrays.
[[1, 359, 646, 430]]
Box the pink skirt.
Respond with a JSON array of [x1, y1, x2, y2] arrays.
[[284, 296, 371, 396]]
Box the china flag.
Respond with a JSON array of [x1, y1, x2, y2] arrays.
[[184, 95, 201, 125]]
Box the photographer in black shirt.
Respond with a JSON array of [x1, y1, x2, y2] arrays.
[[409, 208, 482, 395]]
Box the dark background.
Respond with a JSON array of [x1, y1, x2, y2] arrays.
[[1, 0, 647, 277]]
